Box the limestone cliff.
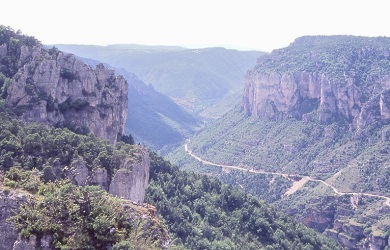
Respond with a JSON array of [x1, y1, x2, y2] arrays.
[[243, 36, 390, 134], [5, 45, 128, 144]]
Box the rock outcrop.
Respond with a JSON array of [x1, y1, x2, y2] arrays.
[[68, 147, 150, 203], [324, 220, 389, 250], [109, 148, 150, 203], [0, 189, 27, 250], [5, 45, 128, 144]]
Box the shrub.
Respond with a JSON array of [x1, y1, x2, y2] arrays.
[[60, 68, 78, 81], [3, 187, 11, 195], [112, 241, 135, 250]]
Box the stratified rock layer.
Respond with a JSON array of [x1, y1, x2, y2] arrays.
[[243, 71, 390, 131]]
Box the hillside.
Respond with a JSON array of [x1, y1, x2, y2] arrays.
[[54, 44, 263, 117], [168, 36, 390, 249], [0, 111, 168, 249], [146, 152, 341, 250]]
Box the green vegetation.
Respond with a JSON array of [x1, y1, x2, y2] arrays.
[[0, 112, 140, 181], [253, 35, 390, 83], [2, 29, 382, 249], [0, 72, 11, 98], [220, 170, 292, 203], [0, 109, 166, 249], [4, 168, 167, 250], [146, 153, 341, 250], [60, 68, 79, 81], [0, 109, 344, 250], [167, 106, 390, 243], [167, 35, 390, 248], [169, 107, 390, 196], [58, 98, 90, 112]]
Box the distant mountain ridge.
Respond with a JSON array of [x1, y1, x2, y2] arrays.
[[54, 44, 263, 117]]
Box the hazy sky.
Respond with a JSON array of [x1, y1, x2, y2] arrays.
[[1, 0, 389, 52]]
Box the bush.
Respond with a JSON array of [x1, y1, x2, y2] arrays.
[[58, 98, 89, 112], [118, 133, 135, 145], [60, 68, 78, 81], [3, 167, 41, 193], [42, 165, 56, 182], [3, 187, 11, 195], [112, 241, 135, 250]]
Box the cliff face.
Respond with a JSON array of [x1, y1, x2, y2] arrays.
[[243, 36, 390, 134], [0, 27, 157, 249], [109, 148, 150, 203], [243, 71, 390, 131], [5, 45, 128, 144]]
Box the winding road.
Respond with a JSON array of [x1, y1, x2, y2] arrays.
[[184, 144, 390, 207]]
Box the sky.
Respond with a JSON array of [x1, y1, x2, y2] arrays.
[[1, 0, 389, 52]]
